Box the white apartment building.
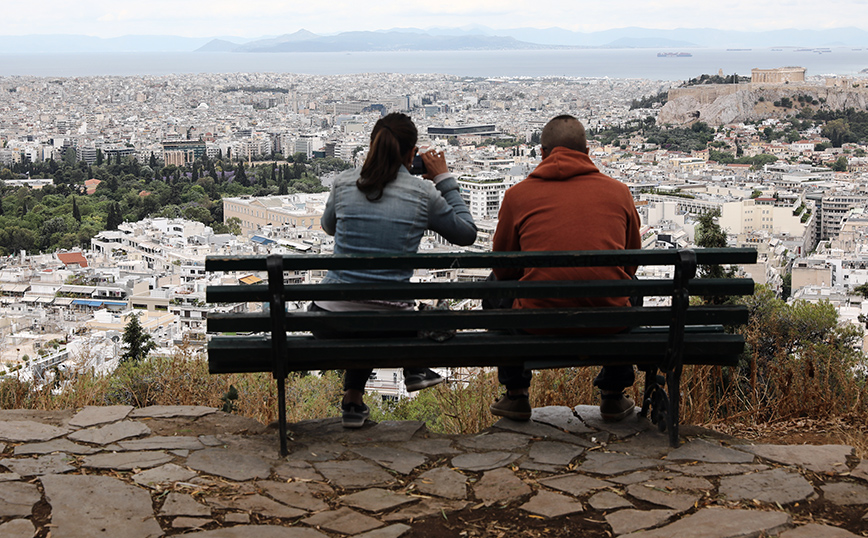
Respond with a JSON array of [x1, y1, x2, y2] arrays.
[[457, 173, 517, 221], [720, 197, 815, 256]]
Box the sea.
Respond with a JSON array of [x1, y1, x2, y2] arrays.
[[1, 48, 867, 80]]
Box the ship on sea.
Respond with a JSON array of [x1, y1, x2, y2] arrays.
[[657, 52, 692, 57]]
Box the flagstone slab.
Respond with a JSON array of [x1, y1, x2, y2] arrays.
[[719, 468, 816, 505], [13, 438, 100, 455], [589, 490, 634, 510], [473, 467, 532, 503], [852, 460, 868, 482], [780, 524, 862, 538], [360, 421, 425, 443], [531, 405, 594, 434], [224, 513, 250, 523], [606, 508, 677, 535], [81, 450, 173, 470], [68, 420, 151, 445], [314, 460, 396, 489], [493, 418, 593, 446], [578, 451, 660, 475], [180, 526, 327, 538], [451, 451, 519, 472], [340, 488, 418, 512], [528, 441, 585, 466], [458, 432, 531, 451], [0, 481, 41, 517], [821, 482, 868, 505], [68, 405, 133, 428], [41, 474, 162, 538], [620, 507, 791, 538], [301, 506, 383, 535], [666, 439, 754, 463], [0, 518, 37, 538], [0, 420, 70, 442], [625, 482, 700, 511], [0, 473, 22, 482], [258, 481, 330, 511], [734, 444, 853, 474], [171, 517, 212, 529], [353, 523, 412, 538], [132, 463, 198, 488], [209, 494, 307, 519], [665, 463, 769, 477], [382, 498, 469, 521], [198, 435, 224, 447], [520, 489, 584, 518], [574, 404, 650, 438], [608, 430, 672, 458], [402, 438, 461, 455], [272, 460, 323, 482], [159, 492, 212, 516], [414, 466, 468, 499], [520, 461, 565, 473], [186, 447, 271, 481], [0, 454, 75, 476], [129, 405, 217, 418], [118, 435, 206, 451], [352, 446, 427, 474], [608, 470, 680, 486], [291, 442, 346, 462], [539, 473, 613, 497]]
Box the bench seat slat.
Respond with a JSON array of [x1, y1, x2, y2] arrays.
[[206, 278, 755, 304], [208, 332, 744, 373], [207, 305, 749, 333]]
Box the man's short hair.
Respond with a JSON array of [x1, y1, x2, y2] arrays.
[[540, 114, 588, 154]]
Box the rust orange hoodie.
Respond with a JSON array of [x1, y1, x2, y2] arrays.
[[492, 146, 642, 315]]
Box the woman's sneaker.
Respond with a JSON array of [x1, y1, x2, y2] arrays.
[[404, 368, 444, 392], [599, 391, 635, 422], [341, 401, 370, 428], [490, 393, 532, 421]]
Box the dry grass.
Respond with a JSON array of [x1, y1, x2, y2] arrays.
[[2, 341, 866, 442]]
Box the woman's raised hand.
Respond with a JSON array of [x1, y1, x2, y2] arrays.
[[420, 149, 449, 179]]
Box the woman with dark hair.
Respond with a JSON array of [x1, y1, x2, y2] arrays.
[[313, 112, 477, 428]]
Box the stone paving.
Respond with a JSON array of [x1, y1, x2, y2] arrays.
[[0, 404, 866, 537]]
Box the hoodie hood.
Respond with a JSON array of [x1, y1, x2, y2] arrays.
[[530, 146, 599, 181]]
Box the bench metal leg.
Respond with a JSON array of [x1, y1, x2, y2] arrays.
[[277, 377, 288, 457], [665, 365, 682, 448]]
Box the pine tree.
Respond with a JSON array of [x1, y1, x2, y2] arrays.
[[72, 196, 81, 223], [120, 312, 156, 364]]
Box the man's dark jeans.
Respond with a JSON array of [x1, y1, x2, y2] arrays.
[[483, 273, 637, 392]]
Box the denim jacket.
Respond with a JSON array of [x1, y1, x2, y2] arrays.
[[321, 166, 477, 285]]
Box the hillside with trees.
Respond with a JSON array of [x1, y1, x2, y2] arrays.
[[0, 152, 342, 255]]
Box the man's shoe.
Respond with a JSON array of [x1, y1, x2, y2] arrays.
[[490, 393, 532, 421], [341, 401, 370, 428], [404, 368, 444, 392], [600, 391, 635, 422]]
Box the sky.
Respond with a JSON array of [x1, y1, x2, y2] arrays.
[[4, 0, 868, 38]]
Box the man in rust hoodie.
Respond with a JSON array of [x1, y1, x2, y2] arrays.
[[489, 114, 642, 422]]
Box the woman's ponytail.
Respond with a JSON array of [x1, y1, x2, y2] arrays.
[[357, 113, 417, 201]]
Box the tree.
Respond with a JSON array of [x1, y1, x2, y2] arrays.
[[120, 312, 156, 364], [71, 196, 81, 222], [832, 156, 848, 172], [106, 202, 123, 230], [695, 209, 735, 288]]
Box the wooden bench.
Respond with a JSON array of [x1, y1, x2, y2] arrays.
[[205, 248, 757, 455]]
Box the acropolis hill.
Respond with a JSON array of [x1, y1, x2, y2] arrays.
[[659, 67, 868, 126]]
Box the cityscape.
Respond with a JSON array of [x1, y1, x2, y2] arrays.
[[1, 0, 868, 533]]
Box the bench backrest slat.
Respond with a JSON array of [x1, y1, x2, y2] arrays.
[[206, 277, 755, 304], [205, 248, 758, 272]]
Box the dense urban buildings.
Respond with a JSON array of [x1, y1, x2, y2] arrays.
[[2, 69, 868, 397]]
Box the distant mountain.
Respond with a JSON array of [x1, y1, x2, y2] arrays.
[[603, 37, 699, 49], [229, 31, 548, 52], [3, 27, 868, 54]]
